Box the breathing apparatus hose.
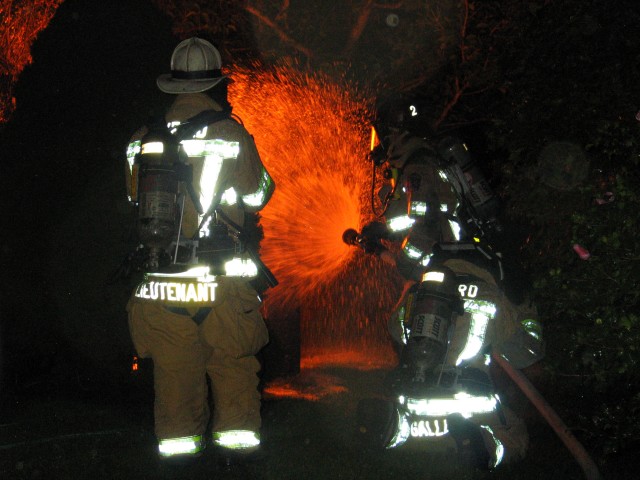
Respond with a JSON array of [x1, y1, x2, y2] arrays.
[[173, 194, 186, 264], [371, 161, 399, 219], [371, 162, 386, 218]]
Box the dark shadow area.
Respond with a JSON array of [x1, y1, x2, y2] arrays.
[[0, 1, 632, 479], [0, 0, 175, 401]]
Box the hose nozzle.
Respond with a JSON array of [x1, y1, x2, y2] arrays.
[[342, 228, 360, 246]]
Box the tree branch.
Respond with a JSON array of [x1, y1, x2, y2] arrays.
[[342, 0, 375, 57], [275, 0, 290, 24], [434, 77, 469, 128], [244, 4, 314, 62], [459, 0, 469, 63], [373, 1, 404, 9]]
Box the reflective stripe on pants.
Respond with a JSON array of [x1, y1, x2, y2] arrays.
[[158, 435, 204, 457], [213, 429, 261, 451]]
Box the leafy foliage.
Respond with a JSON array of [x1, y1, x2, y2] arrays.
[[532, 125, 640, 459], [477, 0, 640, 464]]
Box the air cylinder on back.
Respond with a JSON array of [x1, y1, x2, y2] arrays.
[[403, 267, 463, 383]]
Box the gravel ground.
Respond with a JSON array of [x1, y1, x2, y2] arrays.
[[0, 366, 594, 480]]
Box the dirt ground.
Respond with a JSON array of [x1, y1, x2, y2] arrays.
[[0, 364, 595, 480]]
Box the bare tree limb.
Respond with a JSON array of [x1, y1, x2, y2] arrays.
[[373, 1, 404, 9], [342, 0, 375, 57], [459, 0, 469, 63], [275, 0, 290, 22], [244, 4, 314, 62], [434, 77, 469, 128]]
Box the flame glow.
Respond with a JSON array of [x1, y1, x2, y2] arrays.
[[230, 65, 401, 370], [0, 0, 63, 122]]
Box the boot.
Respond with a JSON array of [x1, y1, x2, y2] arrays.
[[446, 413, 491, 471]]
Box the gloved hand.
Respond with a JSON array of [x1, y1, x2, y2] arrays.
[[361, 221, 388, 240], [343, 221, 389, 256]]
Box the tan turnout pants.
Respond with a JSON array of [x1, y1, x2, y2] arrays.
[[127, 276, 269, 441]]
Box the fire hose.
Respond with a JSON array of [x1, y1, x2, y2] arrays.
[[491, 352, 603, 480], [344, 227, 603, 479]]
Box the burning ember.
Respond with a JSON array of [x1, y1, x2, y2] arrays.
[[263, 371, 349, 402], [230, 65, 400, 381], [0, 0, 63, 122]]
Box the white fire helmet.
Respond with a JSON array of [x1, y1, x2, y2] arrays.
[[157, 37, 227, 94]]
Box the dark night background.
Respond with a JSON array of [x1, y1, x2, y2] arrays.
[[1, 0, 639, 479], [1, 0, 175, 392]]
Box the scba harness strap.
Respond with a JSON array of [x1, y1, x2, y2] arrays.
[[431, 241, 504, 284], [172, 108, 234, 141]]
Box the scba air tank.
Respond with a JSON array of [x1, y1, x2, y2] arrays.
[[134, 127, 182, 255], [437, 137, 500, 222], [404, 267, 463, 383], [138, 167, 178, 250]]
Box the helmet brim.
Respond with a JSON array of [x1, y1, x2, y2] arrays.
[[156, 73, 226, 94]]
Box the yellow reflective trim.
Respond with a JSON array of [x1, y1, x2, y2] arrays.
[[522, 318, 542, 340], [242, 167, 274, 208], [134, 281, 218, 303], [370, 126, 379, 151], [213, 430, 260, 450], [220, 187, 238, 206], [387, 215, 415, 232], [173, 136, 241, 237], [397, 306, 408, 344], [480, 425, 505, 467], [224, 257, 259, 278], [137, 268, 218, 304], [410, 201, 428, 216], [456, 299, 495, 365], [199, 154, 224, 222], [149, 266, 213, 281], [422, 271, 445, 283], [402, 393, 498, 418], [410, 418, 449, 438], [180, 138, 240, 158], [387, 410, 411, 449], [194, 125, 207, 139], [141, 141, 164, 154], [181, 139, 207, 156], [158, 435, 203, 457], [403, 241, 423, 259], [449, 219, 462, 241], [126, 140, 141, 172]]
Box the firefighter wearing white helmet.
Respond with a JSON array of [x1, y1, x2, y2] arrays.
[[124, 37, 276, 465], [156, 37, 227, 94]]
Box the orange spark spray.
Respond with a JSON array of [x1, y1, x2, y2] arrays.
[[0, 0, 63, 123], [230, 65, 400, 369]]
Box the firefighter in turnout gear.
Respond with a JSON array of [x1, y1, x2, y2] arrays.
[[345, 95, 544, 471], [124, 37, 276, 465]]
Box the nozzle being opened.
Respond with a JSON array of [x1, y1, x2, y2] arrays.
[[342, 228, 360, 246]]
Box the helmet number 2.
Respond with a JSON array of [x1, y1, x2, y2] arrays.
[[458, 283, 478, 298]]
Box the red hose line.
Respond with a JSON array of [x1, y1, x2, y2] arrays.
[[492, 352, 603, 480]]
